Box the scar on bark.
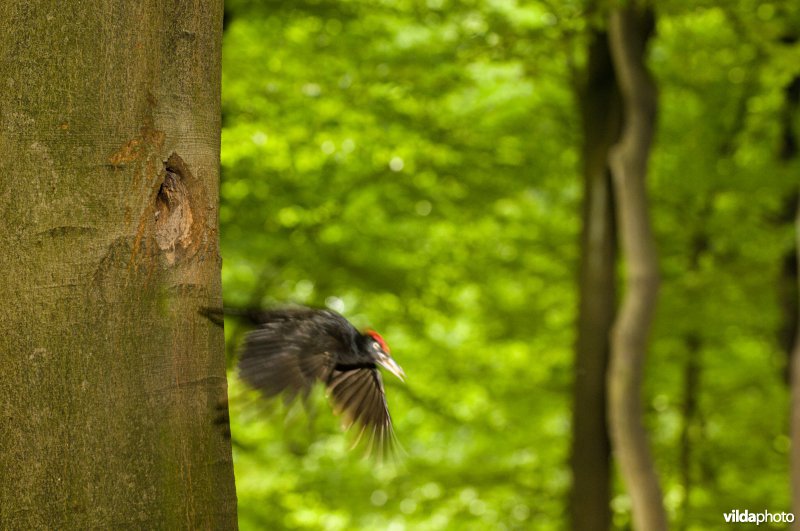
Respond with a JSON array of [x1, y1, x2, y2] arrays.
[[154, 153, 205, 264]]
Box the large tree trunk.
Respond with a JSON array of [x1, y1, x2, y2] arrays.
[[606, 6, 668, 531], [570, 27, 620, 531], [0, 2, 237, 528]]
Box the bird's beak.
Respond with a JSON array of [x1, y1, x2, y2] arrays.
[[377, 352, 405, 382]]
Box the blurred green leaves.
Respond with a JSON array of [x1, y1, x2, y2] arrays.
[[220, 0, 800, 529]]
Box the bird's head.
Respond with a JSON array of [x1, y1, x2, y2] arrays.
[[365, 329, 405, 382]]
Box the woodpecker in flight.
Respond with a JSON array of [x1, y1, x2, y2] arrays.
[[207, 306, 405, 457]]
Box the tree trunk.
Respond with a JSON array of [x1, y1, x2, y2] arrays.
[[606, 6, 668, 531], [676, 223, 708, 530], [678, 332, 700, 530], [792, 195, 800, 530], [780, 70, 800, 530], [0, 2, 237, 529], [570, 28, 620, 531]]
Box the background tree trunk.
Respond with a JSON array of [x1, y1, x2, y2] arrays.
[[781, 69, 800, 530], [606, 6, 668, 531], [792, 194, 800, 531], [570, 27, 620, 531], [0, 2, 237, 528]]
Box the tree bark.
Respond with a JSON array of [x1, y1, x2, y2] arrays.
[[570, 28, 620, 531], [606, 6, 668, 531], [0, 2, 237, 529]]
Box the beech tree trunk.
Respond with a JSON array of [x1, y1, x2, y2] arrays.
[[0, 2, 237, 528], [606, 6, 668, 531], [570, 27, 620, 531]]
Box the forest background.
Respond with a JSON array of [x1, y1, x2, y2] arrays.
[[219, 1, 800, 529]]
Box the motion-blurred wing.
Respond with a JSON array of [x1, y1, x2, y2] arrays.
[[237, 317, 341, 403], [326, 368, 397, 458]]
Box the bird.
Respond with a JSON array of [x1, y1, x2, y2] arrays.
[[205, 306, 405, 458]]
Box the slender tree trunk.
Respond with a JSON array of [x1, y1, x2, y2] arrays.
[[778, 76, 799, 386], [792, 194, 800, 530], [678, 332, 700, 530], [570, 28, 620, 531], [676, 224, 708, 530], [0, 2, 237, 528], [606, 6, 668, 531], [793, 193, 800, 531], [779, 69, 800, 529]]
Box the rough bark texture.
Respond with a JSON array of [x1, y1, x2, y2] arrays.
[[606, 6, 668, 531], [570, 28, 620, 531], [0, 2, 237, 529]]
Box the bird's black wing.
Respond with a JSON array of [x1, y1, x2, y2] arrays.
[[326, 367, 397, 459], [237, 309, 351, 404]]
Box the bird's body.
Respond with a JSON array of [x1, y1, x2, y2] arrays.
[[217, 306, 404, 457]]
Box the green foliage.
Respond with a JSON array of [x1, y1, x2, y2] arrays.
[[220, 1, 800, 529]]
